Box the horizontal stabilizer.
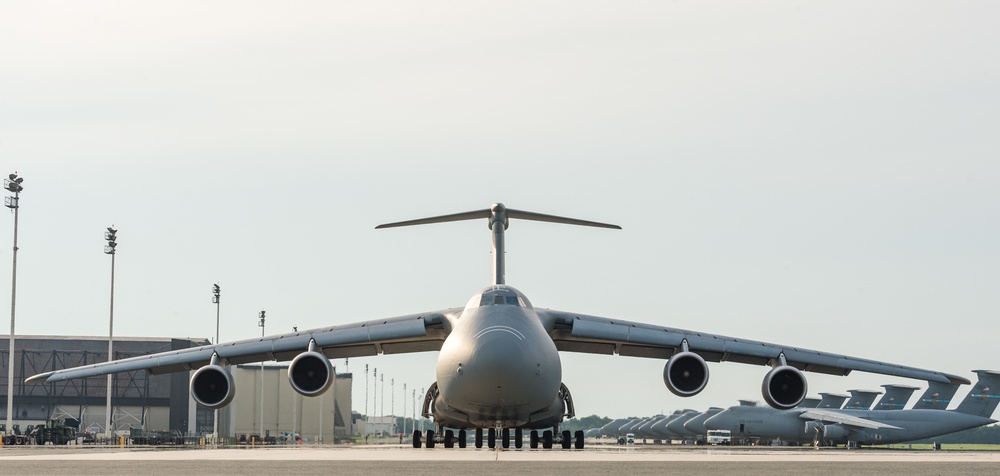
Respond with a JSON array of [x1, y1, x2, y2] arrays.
[[505, 208, 621, 229], [376, 203, 621, 230], [375, 209, 491, 229]]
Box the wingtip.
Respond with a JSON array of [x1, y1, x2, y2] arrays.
[[25, 372, 53, 385]]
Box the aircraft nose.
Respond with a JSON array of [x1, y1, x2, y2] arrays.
[[703, 411, 732, 431], [438, 324, 559, 408]]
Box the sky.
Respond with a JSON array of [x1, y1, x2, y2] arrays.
[[1, 1, 998, 421]]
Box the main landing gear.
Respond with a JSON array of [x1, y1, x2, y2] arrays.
[[412, 427, 585, 449]]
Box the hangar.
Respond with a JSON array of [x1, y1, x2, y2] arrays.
[[1, 335, 352, 442]]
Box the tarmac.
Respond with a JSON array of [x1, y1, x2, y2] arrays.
[[2, 444, 999, 475]]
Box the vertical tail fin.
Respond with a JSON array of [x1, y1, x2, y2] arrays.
[[954, 370, 1000, 418], [797, 397, 821, 408], [912, 381, 961, 410], [817, 392, 849, 409], [874, 384, 920, 411], [843, 389, 882, 410]]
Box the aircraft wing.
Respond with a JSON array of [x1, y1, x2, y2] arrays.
[[540, 309, 970, 385], [26, 308, 462, 385], [798, 409, 902, 430]]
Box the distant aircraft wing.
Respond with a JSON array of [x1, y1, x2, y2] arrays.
[[26, 308, 462, 384], [798, 409, 902, 430], [540, 309, 970, 385]]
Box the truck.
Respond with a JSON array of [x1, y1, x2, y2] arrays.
[[616, 433, 636, 445], [706, 429, 731, 445]]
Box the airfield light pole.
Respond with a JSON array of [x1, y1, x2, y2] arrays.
[[364, 364, 369, 436], [104, 226, 118, 441], [403, 383, 407, 437], [380, 373, 384, 427], [4, 172, 23, 436], [258, 310, 265, 440], [391, 378, 394, 417], [211, 284, 221, 443]]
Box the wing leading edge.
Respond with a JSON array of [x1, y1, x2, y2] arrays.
[[540, 309, 970, 385], [798, 409, 902, 430], [26, 308, 461, 385]]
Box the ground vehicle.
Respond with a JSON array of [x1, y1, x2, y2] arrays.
[[616, 433, 636, 445], [707, 429, 731, 445]]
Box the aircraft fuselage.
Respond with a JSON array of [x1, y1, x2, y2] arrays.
[[432, 285, 566, 429]]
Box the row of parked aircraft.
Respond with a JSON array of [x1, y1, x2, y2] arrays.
[[593, 370, 1000, 447]]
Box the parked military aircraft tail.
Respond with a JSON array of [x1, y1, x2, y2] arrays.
[[816, 392, 850, 409], [954, 370, 1000, 418], [873, 384, 920, 411], [843, 389, 882, 410], [911, 380, 962, 410]]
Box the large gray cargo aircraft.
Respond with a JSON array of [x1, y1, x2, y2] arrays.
[[704, 370, 999, 446], [25, 204, 971, 449]]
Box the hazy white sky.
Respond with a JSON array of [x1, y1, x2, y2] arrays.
[[2, 1, 998, 420]]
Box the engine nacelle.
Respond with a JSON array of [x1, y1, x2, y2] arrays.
[[823, 424, 849, 440], [288, 350, 334, 397], [663, 351, 710, 397], [761, 365, 808, 410], [190, 364, 236, 409], [804, 420, 823, 435]]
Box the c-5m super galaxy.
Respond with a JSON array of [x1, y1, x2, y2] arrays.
[[26, 204, 970, 449]]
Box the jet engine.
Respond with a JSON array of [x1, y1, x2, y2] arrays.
[[288, 350, 334, 397], [663, 350, 709, 397], [190, 364, 236, 409], [761, 365, 807, 410], [822, 424, 849, 440]]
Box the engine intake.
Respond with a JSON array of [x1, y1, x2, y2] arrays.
[[288, 350, 334, 396], [761, 365, 808, 410], [190, 364, 236, 409], [663, 351, 710, 397]]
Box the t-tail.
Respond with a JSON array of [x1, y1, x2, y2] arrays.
[[874, 384, 920, 411], [376, 203, 621, 285], [912, 381, 962, 410], [954, 370, 1000, 418]]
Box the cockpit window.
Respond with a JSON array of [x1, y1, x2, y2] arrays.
[[480, 292, 522, 307]]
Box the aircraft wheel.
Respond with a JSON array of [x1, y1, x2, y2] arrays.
[[458, 430, 467, 449], [502, 428, 510, 449], [529, 430, 539, 449], [514, 428, 523, 449], [475, 428, 483, 448], [561, 430, 571, 449], [444, 429, 454, 448], [425, 430, 435, 449], [488, 428, 496, 448], [412, 430, 421, 448], [542, 430, 553, 449], [574, 430, 584, 449]]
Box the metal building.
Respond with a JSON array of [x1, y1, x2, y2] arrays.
[[228, 363, 352, 442], [1, 335, 210, 436], [2, 335, 353, 442]]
